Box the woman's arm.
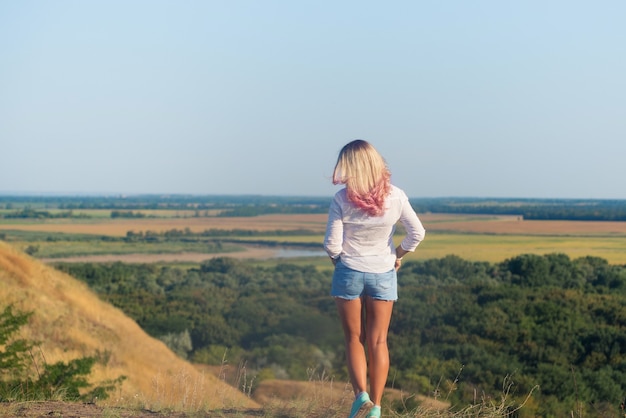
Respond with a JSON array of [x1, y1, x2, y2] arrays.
[[396, 194, 426, 268], [323, 196, 344, 261]]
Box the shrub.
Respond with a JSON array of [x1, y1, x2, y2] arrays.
[[0, 305, 125, 401]]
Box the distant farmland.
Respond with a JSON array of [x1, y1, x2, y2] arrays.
[[2, 212, 626, 264]]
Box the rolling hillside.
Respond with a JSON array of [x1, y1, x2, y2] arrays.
[[0, 241, 258, 411]]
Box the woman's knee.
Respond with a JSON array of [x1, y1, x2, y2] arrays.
[[367, 334, 388, 348], [344, 331, 366, 345]]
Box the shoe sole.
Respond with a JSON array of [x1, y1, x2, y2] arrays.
[[365, 406, 381, 418], [353, 400, 374, 418]]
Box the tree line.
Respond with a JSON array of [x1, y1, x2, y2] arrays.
[[55, 253, 626, 416], [410, 198, 626, 221], [3, 196, 626, 220], [2, 208, 88, 219]]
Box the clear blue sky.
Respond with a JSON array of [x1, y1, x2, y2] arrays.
[[1, 1, 624, 198]]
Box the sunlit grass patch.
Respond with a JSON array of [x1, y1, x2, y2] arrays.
[[413, 233, 626, 264]]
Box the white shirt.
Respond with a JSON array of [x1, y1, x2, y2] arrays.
[[323, 185, 426, 273]]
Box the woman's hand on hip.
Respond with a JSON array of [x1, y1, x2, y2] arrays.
[[394, 257, 402, 271]]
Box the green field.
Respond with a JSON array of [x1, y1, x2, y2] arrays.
[[416, 233, 626, 264]]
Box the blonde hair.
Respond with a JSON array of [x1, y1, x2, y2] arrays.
[[332, 140, 391, 216]]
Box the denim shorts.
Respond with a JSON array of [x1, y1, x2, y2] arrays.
[[331, 260, 398, 301]]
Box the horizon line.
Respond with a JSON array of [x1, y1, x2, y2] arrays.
[[1, 192, 625, 201]]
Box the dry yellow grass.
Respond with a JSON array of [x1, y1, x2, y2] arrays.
[[0, 241, 259, 412], [252, 379, 449, 414]]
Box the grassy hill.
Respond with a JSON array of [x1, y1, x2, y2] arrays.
[[0, 241, 258, 412], [0, 241, 451, 417]]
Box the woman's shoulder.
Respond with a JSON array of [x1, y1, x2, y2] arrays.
[[333, 187, 346, 195], [389, 184, 408, 199], [332, 188, 349, 202]]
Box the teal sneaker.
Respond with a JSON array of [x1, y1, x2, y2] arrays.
[[349, 392, 374, 418], [367, 405, 381, 417]]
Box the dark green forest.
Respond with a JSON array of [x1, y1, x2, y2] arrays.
[[410, 198, 626, 221], [3, 195, 626, 220], [55, 254, 626, 417]]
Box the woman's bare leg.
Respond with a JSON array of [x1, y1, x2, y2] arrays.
[[364, 297, 394, 406], [335, 297, 368, 395]]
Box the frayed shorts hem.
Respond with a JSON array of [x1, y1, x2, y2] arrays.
[[330, 261, 398, 301]]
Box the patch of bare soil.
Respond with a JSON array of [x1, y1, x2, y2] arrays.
[[0, 401, 265, 417]]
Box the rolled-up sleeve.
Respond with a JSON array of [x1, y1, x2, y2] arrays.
[[399, 198, 426, 252], [323, 196, 344, 258]]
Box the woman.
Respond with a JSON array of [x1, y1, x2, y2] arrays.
[[324, 140, 426, 418]]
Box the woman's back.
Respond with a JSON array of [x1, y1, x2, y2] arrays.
[[324, 185, 424, 273]]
